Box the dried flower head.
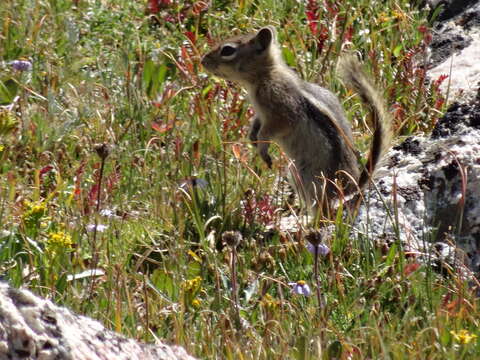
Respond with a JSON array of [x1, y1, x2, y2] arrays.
[[260, 293, 280, 311], [94, 143, 110, 160], [305, 228, 323, 246], [222, 230, 242, 248]]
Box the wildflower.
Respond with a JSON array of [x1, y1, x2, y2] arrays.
[[358, 28, 370, 36], [289, 280, 311, 296], [182, 276, 202, 292], [191, 298, 201, 308], [25, 201, 46, 215], [450, 330, 477, 344], [306, 242, 330, 256], [305, 228, 330, 256], [46, 231, 73, 254], [392, 9, 406, 21], [86, 224, 108, 232], [222, 230, 242, 248], [378, 12, 391, 23], [22, 201, 47, 224], [261, 293, 280, 311], [9, 60, 32, 71], [99, 208, 115, 218]]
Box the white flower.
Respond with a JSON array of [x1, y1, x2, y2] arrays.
[[99, 209, 115, 217], [358, 28, 370, 36], [86, 224, 108, 232]]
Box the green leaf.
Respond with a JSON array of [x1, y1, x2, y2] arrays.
[[155, 63, 168, 85], [143, 59, 155, 91], [0, 78, 18, 105], [151, 268, 176, 299], [293, 335, 307, 360], [385, 242, 398, 266], [56, 273, 68, 293], [393, 44, 403, 58], [144, 61, 168, 98], [187, 260, 202, 278], [282, 47, 296, 67]]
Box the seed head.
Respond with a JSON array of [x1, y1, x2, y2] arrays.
[[222, 230, 242, 248], [94, 143, 110, 160], [305, 229, 323, 246]]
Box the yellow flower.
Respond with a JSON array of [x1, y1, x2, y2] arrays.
[[261, 294, 280, 311], [46, 231, 73, 254], [451, 330, 478, 344], [182, 276, 202, 292], [392, 9, 406, 22], [23, 201, 47, 223], [378, 12, 391, 23], [0, 145, 4, 152], [191, 298, 201, 308]]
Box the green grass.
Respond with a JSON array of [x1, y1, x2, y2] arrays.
[[0, 0, 478, 359]]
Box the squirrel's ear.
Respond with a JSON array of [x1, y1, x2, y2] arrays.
[[254, 26, 276, 52]]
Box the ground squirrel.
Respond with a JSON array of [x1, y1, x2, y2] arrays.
[[201, 26, 392, 214]]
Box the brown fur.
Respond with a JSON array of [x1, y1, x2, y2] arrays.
[[202, 27, 392, 214]]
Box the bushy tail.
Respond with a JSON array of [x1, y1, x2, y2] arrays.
[[337, 56, 392, 190]]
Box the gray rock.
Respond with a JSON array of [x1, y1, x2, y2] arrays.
[[426, 0, 479, 21], [0, 283, 196, 360], [354, 100, 480, 276], [428, 1, 480, 101]]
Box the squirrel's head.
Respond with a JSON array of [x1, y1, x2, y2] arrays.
[[201, 26, 281, 85]]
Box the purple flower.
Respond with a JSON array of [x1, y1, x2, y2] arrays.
[[289, 280, 311, 296], [9, 60, 32, 72], [306, 242, 330, 256]]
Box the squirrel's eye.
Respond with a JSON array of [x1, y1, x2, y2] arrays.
[[220, 45, 237, 59]]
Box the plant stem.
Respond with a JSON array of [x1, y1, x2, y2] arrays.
[[314, 246, 323, 311], [231, 245, 241, 327], [88, 155, 106, 299]]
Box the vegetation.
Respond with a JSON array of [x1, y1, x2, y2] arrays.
[[0, 0, 477, 358]]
